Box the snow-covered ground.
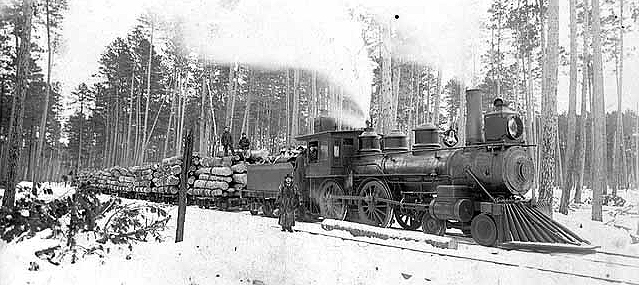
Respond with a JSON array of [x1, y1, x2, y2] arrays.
[[1, 184, 638, 285]]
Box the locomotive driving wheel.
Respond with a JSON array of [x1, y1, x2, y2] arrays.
[[394, 199, 422, 230], [319, 180, 347, 220], [357, 179, 394, 227]]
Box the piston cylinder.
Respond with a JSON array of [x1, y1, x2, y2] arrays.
[[429, 199, 474, 222], [429, 185, 474, 222]]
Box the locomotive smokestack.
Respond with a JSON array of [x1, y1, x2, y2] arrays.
[[465, 89, 484, 145]]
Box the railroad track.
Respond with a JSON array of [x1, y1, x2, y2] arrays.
[[119, 194, 639, 283], [287, 225, 639, 285]]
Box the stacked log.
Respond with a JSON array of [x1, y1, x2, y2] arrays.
[[83, 152, 252, 201], [92, 167, 134, 192], [191, 163, 232, 197], [230, 162, 248, 194], [151, 155, 182, 195]]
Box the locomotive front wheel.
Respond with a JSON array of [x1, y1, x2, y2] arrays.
[[421, 214, 446, 236], [249, 201, 259, 215], [262, 201, 275, 217], [394, 207, 422, 230], [470, 214, 498, 246], [357, 179, 394, 227], [319, 180, 347, 220]]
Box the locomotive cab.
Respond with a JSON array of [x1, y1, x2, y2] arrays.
[[297, 129, 363, 177]]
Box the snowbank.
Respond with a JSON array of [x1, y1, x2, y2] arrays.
[[1, 183, 638, 285], [321, 219, 456, 249]]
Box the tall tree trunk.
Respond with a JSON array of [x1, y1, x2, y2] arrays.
[[141, 21, 154, 164], [178, 78, 186, 155], [242, 69, 254, 137], [311, 71, 317, 133], [163, 76, 176, 160], [538, 0, 559, 217], [380, 20, 393, 134], [575, 0, 590, 203], [199, 75, 206, 153], [203, 76, 212, 155], [77, 93, 84, 174], [635, 102, 639, 190], [142, 99, 166, 158], [560, 0, 578, 214], [126, 70, 134, 166], [391, 57, 401, 130], [112, 93, 120, 167], [538, 0, 547, 108], [175, 73, 183, 155], [614, 0, 625, 194], [104, 100, 110, 168], [290, 68, 299, 143], [424, 68, 431, 123], [496, 0, 503, 97], [416, 67, 422, 126], [433, 69, 442, 127], [285, 69, 291, 145], [226, 64, 236, 132], [134, 81, 140, 164], [591, 0, 606, 221], [4, 30, 19, 185], [33, 0, 52, 187], [207, 78, 218, 156], [3, 4, 31, 207]]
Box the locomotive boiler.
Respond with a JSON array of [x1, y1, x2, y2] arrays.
[[292, 88, 588, 247]]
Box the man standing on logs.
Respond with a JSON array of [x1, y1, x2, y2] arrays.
[[238, 132, 250, 160], [276, 174, 299, 232], [220, 127, 234, 157]]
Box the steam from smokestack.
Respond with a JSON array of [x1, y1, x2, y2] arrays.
[[57, 0, 483, 128]]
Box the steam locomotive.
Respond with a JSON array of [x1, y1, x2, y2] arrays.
[[245, 88, 588, 247]]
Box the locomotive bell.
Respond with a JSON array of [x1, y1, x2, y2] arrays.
[[412, 123, 441, 151], [382, 129, 409, 152]]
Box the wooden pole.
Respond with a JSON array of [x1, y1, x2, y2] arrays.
[[175, 127, 193, 243]]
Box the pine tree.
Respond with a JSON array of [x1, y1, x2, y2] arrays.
[[591, 0, 606, 221], [3, 0, 32, 208], [538, 0, 559, 217], [560, 0, 579, 215]]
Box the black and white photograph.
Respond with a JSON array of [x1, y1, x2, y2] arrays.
[[1, 0, 639, 284]]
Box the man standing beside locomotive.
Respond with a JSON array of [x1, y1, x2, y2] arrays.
[[220, 127, 234, 157], [276, 174, 299, 232]]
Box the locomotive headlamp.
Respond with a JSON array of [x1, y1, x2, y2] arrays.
[[507, 116, 524, 139]]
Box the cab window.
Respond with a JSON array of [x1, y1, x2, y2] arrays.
[[308, 141, 319, 163], [320, 141, 329, 161], [333, 139, 342, 164]]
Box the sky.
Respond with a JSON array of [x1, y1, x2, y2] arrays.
[[49, 0, 639, 119]]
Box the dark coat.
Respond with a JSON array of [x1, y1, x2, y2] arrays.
[[277, 182, 299, 228], [238, 137, 250, 150], [221, 130, 233, 146]]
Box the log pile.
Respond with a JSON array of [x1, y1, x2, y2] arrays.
[[84, 153, 249, 199], [189, 154, 247, 198]]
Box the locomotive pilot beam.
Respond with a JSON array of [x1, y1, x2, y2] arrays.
[[291, 88, 590, 248]]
